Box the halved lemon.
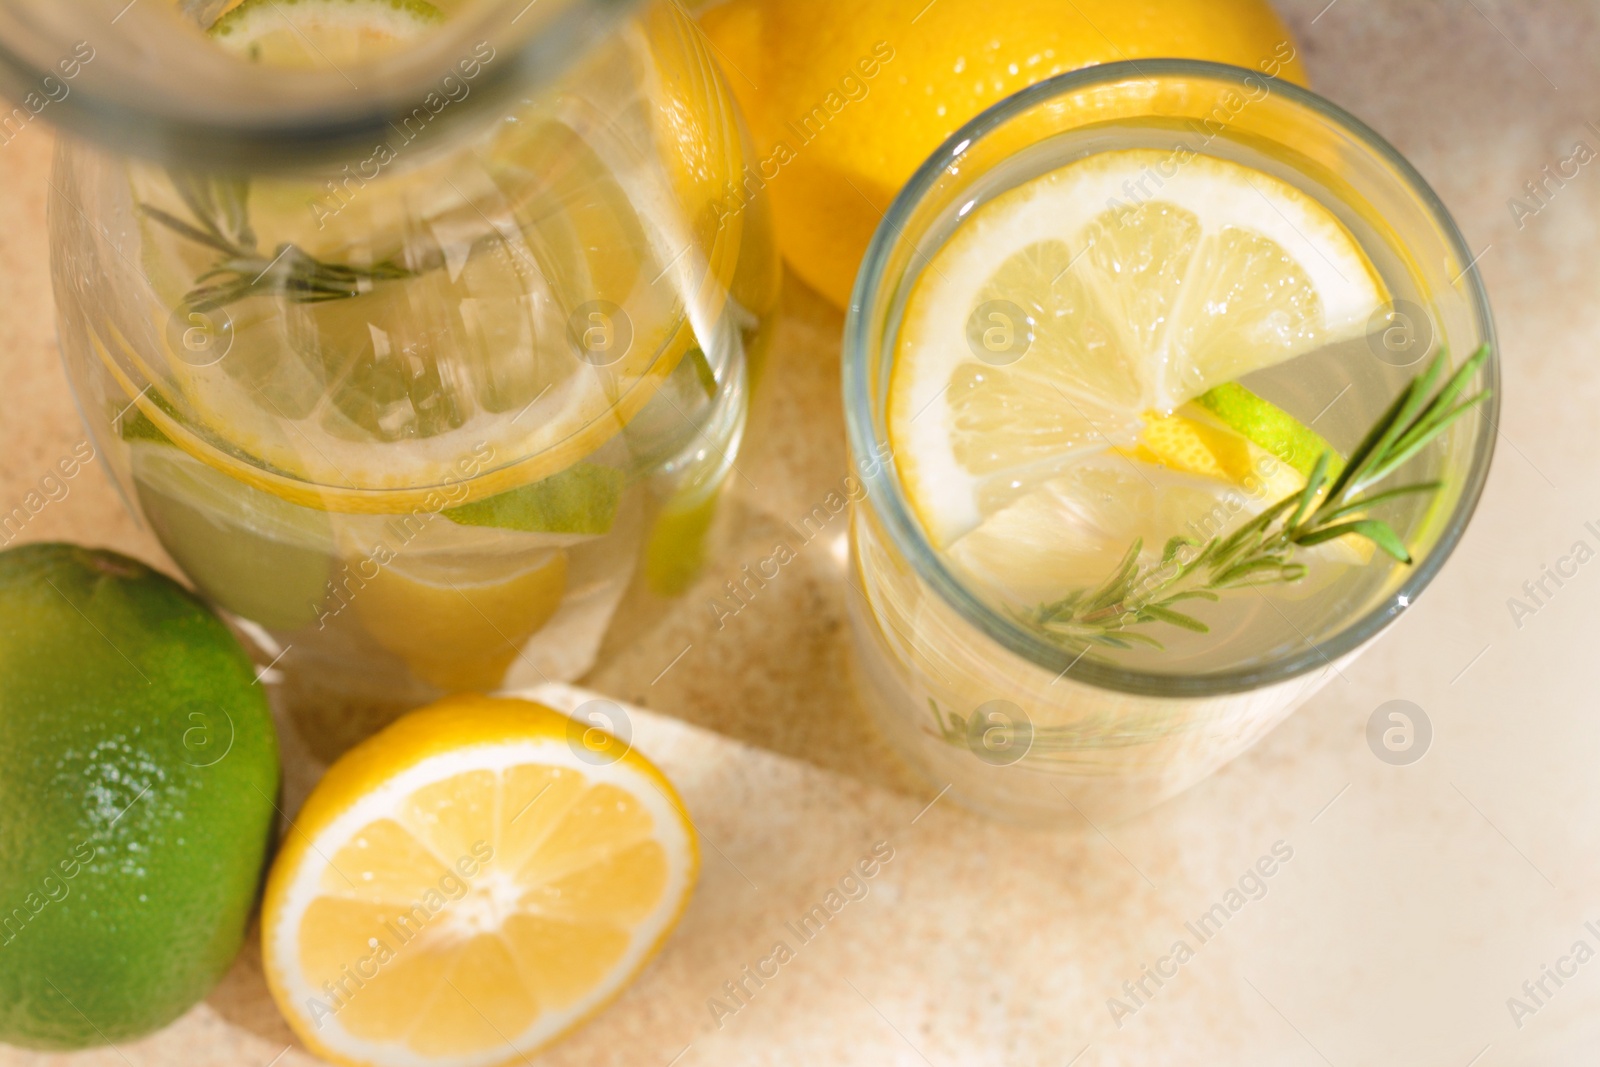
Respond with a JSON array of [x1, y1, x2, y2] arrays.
[[889, 150, 1387, 603], [262, 695, 698, 1067]]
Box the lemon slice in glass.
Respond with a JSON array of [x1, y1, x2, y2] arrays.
[[263, 695, 697, 1067], [112, 0, 715, 514], [888, 149, 1387, 602], [351, 549, 570, 691]]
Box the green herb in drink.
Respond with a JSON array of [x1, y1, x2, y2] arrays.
[[1030, 346, 1491, 652], [140, 171, 411, 312]]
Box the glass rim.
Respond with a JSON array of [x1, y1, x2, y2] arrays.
[[0, 0, 636, 169], [842, 58, 1500, 699]]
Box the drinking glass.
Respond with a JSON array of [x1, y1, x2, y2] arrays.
[[20, 0, 777, 736], [842, 61, 1498, 824]]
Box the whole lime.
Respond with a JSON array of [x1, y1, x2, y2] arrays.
[[0, 544, 279, 1049]]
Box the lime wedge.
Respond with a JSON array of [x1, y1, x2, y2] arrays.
[[1194, 382, 1344, 480], [120, 408, 174, 445], [130, 445, 335, 630], [442, 464, 624, 535], [209, 0, 444, 66], [644, 481, 723, 596], [686, 346, 718, 399]]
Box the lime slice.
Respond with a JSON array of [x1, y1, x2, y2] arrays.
[[120, 407, 175, 445], [209, 0, 444, 66], [131, 443, 336, 630], [1195, 382, 1344, 479], [442, 464, 625, 535], [643, 477, 724, 597]]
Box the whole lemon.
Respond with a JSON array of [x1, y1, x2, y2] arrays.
[[700, 0, 1308, 307]]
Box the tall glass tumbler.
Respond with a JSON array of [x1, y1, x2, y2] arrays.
[[843, 62, 1497, 824]]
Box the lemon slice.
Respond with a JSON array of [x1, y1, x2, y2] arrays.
[[352, 550, 570, 691], [108, 1, 745, 516], [944, 458, 1234, 608], [889, 149, 1387, 550], [263, 695, 697, 1067], [888, 150, 1387, 611]]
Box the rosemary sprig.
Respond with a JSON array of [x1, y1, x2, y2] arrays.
[[141, 172, 411, 312], [1031, 345, 1492, 651]]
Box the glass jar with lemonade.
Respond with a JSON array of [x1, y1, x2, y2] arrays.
[[38, 0, 777, 732]]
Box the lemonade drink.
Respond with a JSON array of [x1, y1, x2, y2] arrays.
[[50, 0, 777, 733], [843, 63, 1497, 823]]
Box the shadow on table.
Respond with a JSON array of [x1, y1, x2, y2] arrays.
[[583, 274, 928, 799], [205, 919, 301, 1051]]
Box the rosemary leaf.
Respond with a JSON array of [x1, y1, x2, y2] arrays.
[[1296, 518, 1410, 562], [1314, 481, 1441, 524], [1141, 604, 1211, 633], [139, 204, 238, 257], [1027, 346, 1491, 652], [140, 176, 412, 313]]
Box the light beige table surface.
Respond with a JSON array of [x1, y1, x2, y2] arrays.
[[3, 2, 1600, 1064]]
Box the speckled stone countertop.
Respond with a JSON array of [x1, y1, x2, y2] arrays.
[[4, 2, 1600, 1064]]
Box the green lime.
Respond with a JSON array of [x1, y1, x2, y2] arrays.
[[1195, 381, 1345, 479], [0, 544, 280, 1049], [130, 441, 335, 631], [210, 0, 444, 66], [644, 479, 724, 596], [443, 462, 625, 535]]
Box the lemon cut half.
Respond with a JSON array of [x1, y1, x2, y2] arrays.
[[262, 696, 698, 1067]]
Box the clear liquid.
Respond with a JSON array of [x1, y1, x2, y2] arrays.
[[907, 123, 1448, 676], [52, 0, 778, 750]]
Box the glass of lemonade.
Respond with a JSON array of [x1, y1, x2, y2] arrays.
[[37, 0, 776, 737], [843, 60, 1497, 824]]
